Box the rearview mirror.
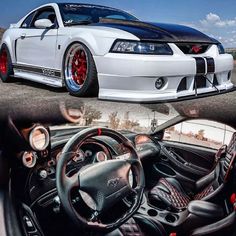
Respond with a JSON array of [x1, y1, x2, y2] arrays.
[[154, 130, 165, 141], [34, 19, 54, 29]]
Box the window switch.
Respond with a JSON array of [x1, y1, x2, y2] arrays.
[[23, 216, 36, 232]]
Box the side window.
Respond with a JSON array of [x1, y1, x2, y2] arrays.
[[164, 119, 235, 149], [21, 12, 35, 28], [32, 8, 57, 27], [104, 14, 126, 20]]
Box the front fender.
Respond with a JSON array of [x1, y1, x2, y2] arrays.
[[56, 27, 138, 70]]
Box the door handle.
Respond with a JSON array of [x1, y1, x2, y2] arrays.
[[21, 33, 26, 39]]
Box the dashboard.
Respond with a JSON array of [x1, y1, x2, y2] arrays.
[[8, 123, 161, 207]]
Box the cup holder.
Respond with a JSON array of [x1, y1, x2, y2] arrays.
[[147, 209, 158, 217], [165, 214, 178, 223]]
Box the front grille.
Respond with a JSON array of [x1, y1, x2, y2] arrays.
[[194, 76, 207, 89], [177, 44, 211, 54]]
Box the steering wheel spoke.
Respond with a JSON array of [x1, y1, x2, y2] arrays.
[[126, 157, 140, 165], [65, 172, 80, 193]]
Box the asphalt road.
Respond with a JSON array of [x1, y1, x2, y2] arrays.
[[0, 67, 235, 120]]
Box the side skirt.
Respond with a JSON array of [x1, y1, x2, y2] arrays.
[[12, 64, 65, 88]]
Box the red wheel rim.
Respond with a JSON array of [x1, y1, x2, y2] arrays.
[[0, 49, 7, 75], [71, 48, 87, 86]]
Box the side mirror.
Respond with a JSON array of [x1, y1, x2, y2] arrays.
[[34, 19, 54, 29]]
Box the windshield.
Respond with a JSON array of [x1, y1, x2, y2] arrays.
[[52, 102, 177, 134], [58, 4, 139, 25]]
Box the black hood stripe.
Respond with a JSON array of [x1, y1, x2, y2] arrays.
[[91, 19, 218, 44]]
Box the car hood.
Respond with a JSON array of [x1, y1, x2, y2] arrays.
[[91, 19, 218, 44]]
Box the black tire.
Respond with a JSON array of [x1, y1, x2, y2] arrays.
[[0, 44, 14, 82], [63, 42, 99, 97]]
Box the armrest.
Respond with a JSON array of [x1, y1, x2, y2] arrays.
[[188, 200, 224, 219]]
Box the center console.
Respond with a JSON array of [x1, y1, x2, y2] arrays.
[[138, 194, 225, 232]]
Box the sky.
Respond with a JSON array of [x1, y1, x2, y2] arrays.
[[0, 0, 235, 48]]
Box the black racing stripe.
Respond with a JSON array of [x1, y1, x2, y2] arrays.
[[204, 57, 215, 73], [91, 20, 217, 43], [194, 57, 206, 75], [13, 64, 61, 78]]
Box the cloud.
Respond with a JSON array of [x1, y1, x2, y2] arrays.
[[177, 13, 236, 48], [200, 13, 236, 28]]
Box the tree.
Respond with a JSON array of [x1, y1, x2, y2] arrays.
[[121, 112, 140, 130], [109, 112, 120, 130], [81, 105, 102, 126], [195, 129, 205, 140]]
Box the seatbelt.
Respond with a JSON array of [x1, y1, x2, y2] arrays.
[[211, 144, 227, 171], [224, 152, 236, 182], [215, 145, 227, 164]]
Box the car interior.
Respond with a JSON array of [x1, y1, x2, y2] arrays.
[[0, 99, 236, 236]]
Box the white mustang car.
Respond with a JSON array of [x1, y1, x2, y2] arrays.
[[0, 3, 234, 102]]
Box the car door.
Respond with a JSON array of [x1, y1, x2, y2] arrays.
[[16, 7, 58, 70], [152, 119, 235, 187]]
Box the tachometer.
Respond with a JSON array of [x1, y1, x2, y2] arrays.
[[29, 126, 49, 151]]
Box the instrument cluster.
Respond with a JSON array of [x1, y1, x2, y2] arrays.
[[54, 141, 111, 168]]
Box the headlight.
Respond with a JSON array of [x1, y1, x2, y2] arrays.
[[110, 40, 173, 55], [217, 44, 225, 54]]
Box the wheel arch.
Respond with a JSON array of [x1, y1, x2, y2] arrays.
[[61, 39, 98, 78], [0, 36, 15, 64]]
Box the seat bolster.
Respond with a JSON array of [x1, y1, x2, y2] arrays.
[[190, 211, 236, 236], [195, 170, 216, 192], [165, 177, 188, 194], [149, 178, 191, 211]]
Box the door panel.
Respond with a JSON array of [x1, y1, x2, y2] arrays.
[[150, 141, 217, 191], [163, 141, 216, 170], [16, 28, 58, 69]]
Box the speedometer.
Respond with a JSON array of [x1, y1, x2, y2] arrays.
[[96, 151, 107, 162], [29, 126, 49, 151]]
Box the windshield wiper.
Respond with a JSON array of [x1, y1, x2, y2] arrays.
[[64, 20, 93, 26]]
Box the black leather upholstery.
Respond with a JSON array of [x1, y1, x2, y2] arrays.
[[187, 201, 224, 219], [149, 133, 236, 212], [97, 215, 167, 236], [190, 211, 236, 236]]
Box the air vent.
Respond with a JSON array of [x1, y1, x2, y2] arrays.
[[194, 76, 207, 89], [213, 75, 219, 86], [177, 77, 187, 92]]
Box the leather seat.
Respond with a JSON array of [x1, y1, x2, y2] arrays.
[[94, 215, 167, 236], [149, 133, 236, 212]]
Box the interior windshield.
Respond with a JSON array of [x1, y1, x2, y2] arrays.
[[59, 4, 139, 25], [53, 103, 174, 133]]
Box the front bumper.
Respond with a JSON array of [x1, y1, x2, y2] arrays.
[[94, 44, 234, 102]]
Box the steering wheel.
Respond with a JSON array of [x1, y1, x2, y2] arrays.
[[56, 127, 145, 232]]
